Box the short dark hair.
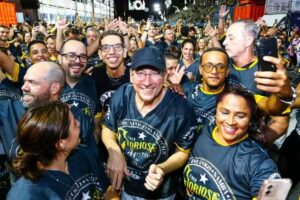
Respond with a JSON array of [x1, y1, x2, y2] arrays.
[[59, 39, 87, 54], [189, 27, 196, 33], [28, 40, 47, 53], [201, 47, 229, 65], [70, 27, 81, 35], [165, 46, 180, 60], [99, 30, 124, 46], [182, 39, 196, 50]]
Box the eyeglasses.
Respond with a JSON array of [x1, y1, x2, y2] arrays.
[[135, 71, 163, 80], [202, 63, 227, 73], [61, 52, 88, 63], [100, 43, 123, 52]]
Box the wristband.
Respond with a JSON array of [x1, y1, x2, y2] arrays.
[[280, 87, 296, 105], [122, 33, 128, 36]]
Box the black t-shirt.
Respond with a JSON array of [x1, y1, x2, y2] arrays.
[[91, 64, 130, 112], [103, 83, 197, 198], [61, 74, 99, 120], [184, 124, 280, 199]]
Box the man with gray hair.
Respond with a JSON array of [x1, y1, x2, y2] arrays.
[[223, 20, 292, 144]]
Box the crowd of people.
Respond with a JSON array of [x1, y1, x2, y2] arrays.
[[0, 4, 300, 200]]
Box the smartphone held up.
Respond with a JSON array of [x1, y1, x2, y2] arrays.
[[256, 37, 278, 72]]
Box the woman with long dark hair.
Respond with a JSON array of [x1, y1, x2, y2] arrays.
[[179, 39, 200, 81]]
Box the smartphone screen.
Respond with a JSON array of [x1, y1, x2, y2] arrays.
[[256, 37, 278, 72]]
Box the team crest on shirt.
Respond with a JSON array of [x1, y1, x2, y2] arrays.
[[99, 90, 115, 110], [193, 108, 215, 126], [117, 119, 168, 180], [65, 174, 104, 200], [60, 92, 96, 118], [184, 157, 236, 200], [0, 89, 21, 101]]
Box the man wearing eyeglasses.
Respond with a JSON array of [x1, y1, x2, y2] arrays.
[[0, 62, 97, 196], [91, 30, 130, 113], [183, 47, 229, 130], [58, 39, 99, 121], [101, 47, 197, 199], [90, 30, 130, 162]]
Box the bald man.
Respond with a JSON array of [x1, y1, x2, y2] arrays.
[[0, 61, 96, 162]]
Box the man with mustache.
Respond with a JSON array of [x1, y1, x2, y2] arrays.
[[58, 39, 99, 121], [0, 61, 96, 162], [0, 40, 50, 101]]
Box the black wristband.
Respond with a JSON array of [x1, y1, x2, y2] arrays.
[[122, 33, 128, 36]]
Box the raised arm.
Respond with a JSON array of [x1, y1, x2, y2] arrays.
[[55, 19, 69, 51], [0, 49, 15, 76], [218, 4, 229, 37]]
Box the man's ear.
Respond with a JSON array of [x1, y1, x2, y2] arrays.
[[58, 54, 62, 65], [123, 47, 128, 58], [28, 55, 32, 63], [226, 68, 230, 78], [97, 49, 102, 60], [130, 69, 133, 83], [50, 82, 61, 95], [245, 34, 255, 47]]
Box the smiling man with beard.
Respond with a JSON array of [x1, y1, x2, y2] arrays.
[[0, 61, 96, 162], [58, 39, 99, 121]]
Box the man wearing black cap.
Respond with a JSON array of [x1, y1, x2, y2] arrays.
[[101, 47, 197, 199]]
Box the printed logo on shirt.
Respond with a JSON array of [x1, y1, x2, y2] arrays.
[[183, 157, 236, 200], [0, 90, 21, 101], [60, 92, 96, 118], [65, 174, 104, 200], [117, 119, 168, 180], [99, 90, 115, 110], [193, 108, 215, 127]]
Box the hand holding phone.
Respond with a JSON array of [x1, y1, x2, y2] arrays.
[[257, 178, 292, 200], [256, 37, 278, 72]]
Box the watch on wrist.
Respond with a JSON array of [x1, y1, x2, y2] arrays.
[[280, 87, 297, 105]]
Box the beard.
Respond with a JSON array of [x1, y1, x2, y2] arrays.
[[22, 89, 52, 108]]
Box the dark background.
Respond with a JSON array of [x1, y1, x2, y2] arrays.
[[114, 0, 189, 20]]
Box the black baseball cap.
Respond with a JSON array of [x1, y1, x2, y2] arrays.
[[131, 47, 166, 72]]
